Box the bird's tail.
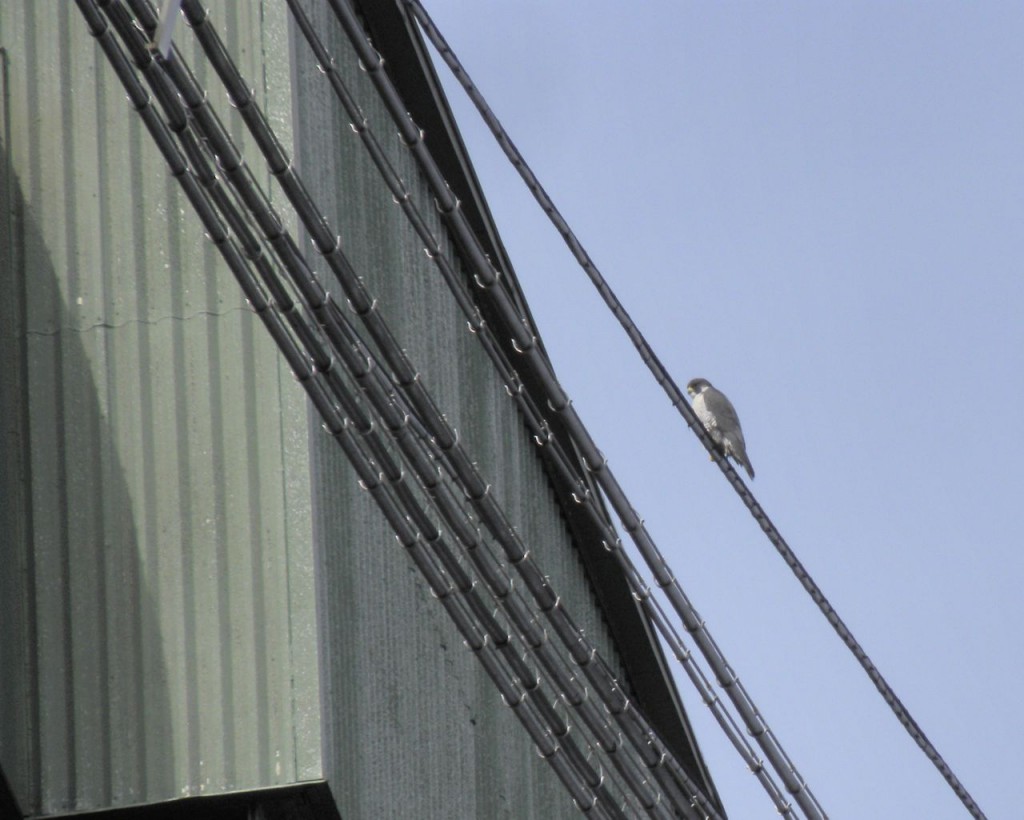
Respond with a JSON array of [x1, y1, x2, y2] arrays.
[[728, 441, 755, 480]]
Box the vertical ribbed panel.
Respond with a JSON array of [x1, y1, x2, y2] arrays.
[[2, 4, 644, 819], [290, 5, 621, 817], [0, 3, 321, 815]]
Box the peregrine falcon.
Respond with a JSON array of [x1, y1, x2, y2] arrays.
[[686, 378, 755, 479]]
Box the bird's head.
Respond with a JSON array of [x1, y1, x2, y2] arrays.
[[687, 378, 711, 397]]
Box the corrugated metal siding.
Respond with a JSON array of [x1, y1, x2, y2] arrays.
[[291, 5, 622, 818], [2, 3, 642, 819], [0, 3, 321, 815]]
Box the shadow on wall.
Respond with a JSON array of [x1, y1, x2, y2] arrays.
[[0, 101, 175, 815]]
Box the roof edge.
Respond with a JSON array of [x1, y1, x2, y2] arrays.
[[355, 0, 723, 810]]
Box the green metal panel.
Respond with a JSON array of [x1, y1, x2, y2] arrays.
[[0, 3, 702, 819], [0, 2, 321, 815], [290, 5, 622, 818]]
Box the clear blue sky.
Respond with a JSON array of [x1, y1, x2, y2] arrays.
[[424, 3, 1023, 817]]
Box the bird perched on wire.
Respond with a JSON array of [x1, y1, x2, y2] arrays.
[[686, 378, 755, 479]]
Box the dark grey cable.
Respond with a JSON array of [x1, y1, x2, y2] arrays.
[[155, 3, 718, 816], [154, 3, 707, 814], [75, 4, 635, 816], [398, 4, 989, 819], [322, 2, 829, 817], [80, 1, 716, 816], [278, 6, 803, 817]]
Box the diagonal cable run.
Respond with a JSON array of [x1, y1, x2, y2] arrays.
[[278, 6, 806, 816], [77, 4, 630, 817], [320, 2, 828, 817], [79, 1, 721, 815], [78, 4, 654, 816], [400, 3, 989, 819], [155, 0, 716, 813]]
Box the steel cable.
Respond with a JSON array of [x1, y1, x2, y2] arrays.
[[154, 2, 721, 815], [153, 4, 704, 810], [276, 5, 804, 816], [321, 2, 831, 817], [400, 3, 988, 819], [83, 0, 718, 815], [76, 3, 642, 816]]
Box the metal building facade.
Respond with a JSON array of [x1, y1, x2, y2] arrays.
[[1, 2, 716, 818], [0, 3, 323, 814]]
